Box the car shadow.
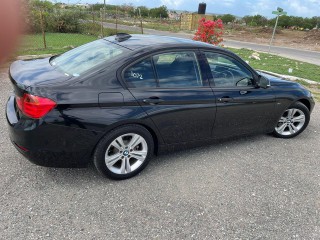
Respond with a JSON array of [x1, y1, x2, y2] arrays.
[[40, 133, 267, 185], [149, 134, 265, 167]]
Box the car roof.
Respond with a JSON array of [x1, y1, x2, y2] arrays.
[[104, 34, 220, 51]]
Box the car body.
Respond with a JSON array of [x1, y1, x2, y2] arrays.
[[6, 34, 315, 179]]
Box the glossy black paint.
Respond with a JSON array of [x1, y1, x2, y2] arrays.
[[212, 88, 276, 138], [10, 58, 72, 87], [129, 87, 216, 144], [6, 34, 315, 167]]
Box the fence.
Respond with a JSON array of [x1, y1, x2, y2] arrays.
[[19, 6, 181, 56], [104, 15, 181, 32], [180, 13, 215, 31]]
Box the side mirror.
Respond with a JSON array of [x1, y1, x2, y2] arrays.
[[257, 75, 270, 89]]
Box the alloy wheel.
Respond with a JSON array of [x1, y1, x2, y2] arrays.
[[105, 133, 148, 175], [275, 108, 306, 136]]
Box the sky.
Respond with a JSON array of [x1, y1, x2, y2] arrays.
[[62, 0, 320, 18]]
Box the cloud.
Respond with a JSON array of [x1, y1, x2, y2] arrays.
[[246, 0, 273, 16], [222, 0, 235, 7], [286, 0, 319, 17], [160, 0, 185, 8]]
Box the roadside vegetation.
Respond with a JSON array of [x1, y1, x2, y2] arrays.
[[227, 48, 320, 101], [17, 28, 138, 55], [17, 33, 97, 55], [229, 48, 320, 83]]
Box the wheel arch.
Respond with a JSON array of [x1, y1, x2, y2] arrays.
[[296, 98, 311, 111]]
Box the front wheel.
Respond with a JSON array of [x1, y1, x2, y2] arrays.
[[94, 125, 154, 180], [273, 102, 310, 138]]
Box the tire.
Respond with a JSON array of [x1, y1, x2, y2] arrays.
[[273, 101, 310, 139], [94, 124, 154, 180]]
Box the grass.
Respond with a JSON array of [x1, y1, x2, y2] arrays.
[[17, 27, 139, 56], [227, 48, 320, 101], [17, 33, 98, 55], [227, 48, 320, 83]]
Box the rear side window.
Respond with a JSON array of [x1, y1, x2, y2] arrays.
[[153, 52, 203, 88], [124, 58, 157, 88]]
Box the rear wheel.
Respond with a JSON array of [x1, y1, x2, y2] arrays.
[[273, 102, 310, 138], [94, 125, 154, 180]]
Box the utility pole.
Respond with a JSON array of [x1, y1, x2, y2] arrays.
[[137, 8, 143, 34], [269, 15, 279, 53], [268, 7, 287, 53], [103, 0, 106, 21], [116, 6, 118, 34], [100, 8, 103, 37], [39, 8, 46, 49]]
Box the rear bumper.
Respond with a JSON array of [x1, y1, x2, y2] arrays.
[[10, 139, 90, 167], [6, 96, 100, 168]]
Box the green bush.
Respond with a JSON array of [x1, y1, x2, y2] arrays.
[[28, 0, 87, 34], [149, 6, 168, 18], [47, 10, 85, 33]]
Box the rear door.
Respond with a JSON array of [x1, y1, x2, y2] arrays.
[[122, 50, 216, 144], [202, 51, 276, 138]]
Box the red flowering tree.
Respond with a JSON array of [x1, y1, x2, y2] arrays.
[[193, 18, 224, 45]]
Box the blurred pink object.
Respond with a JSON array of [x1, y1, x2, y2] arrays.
[[0, 0, 25, 64]]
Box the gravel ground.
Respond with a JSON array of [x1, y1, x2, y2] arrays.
[[0, 67, 319, 240]]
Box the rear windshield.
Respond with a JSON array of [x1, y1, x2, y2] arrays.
[[50, 40, 126, 77]]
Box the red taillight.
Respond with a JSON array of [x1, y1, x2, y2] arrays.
[[16, 93, 56, 119]]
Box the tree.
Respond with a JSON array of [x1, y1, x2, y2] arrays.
[[122, 4, 135, 16], [28, 0, 84, 34], [303, 17, 319, 29], [275, 15, 292, 28], [136, 6, 149, 17], [217, 14, 235, 24], [268, 15, 319, 29], [242, 15, 253, 25], [149, 5, 168, 18], [91, 4, 104, 11], [193, 18, 224, 45], [243, 15, 273, 27], [28, 0, 53, 34]]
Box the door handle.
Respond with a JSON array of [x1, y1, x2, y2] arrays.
[[218, 97, 233, 103], [143, 97, 164, 105], [240, 90, 248, 95]]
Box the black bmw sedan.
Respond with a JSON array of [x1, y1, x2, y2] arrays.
[[6, 34, 315, 179]]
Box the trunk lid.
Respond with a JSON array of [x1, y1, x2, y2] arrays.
[[9, 57, 72, 90]]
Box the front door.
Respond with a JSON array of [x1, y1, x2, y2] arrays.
[[202, 51, 276, 138]]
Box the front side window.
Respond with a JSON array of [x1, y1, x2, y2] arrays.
[[153, 51, 203, 88], [205, 52, 254, 87], [50, 40, 126, 77]]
